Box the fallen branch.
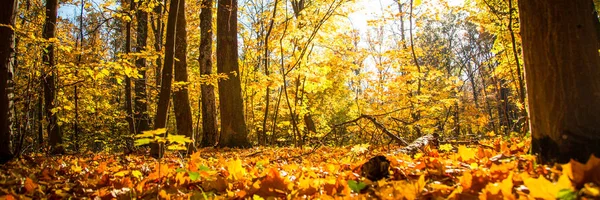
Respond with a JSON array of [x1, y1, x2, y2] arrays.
[[332, 114, 409, 146]]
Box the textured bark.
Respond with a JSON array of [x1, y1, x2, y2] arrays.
[[173, 0, 194, 144], [135, 1, 150, 134], [43, 0, 63, 154], [125, 0, 134, 134], [152, 0, 165, 86], [199, 0, 218, 147], [217, 0, 250, 147], [152, 0, 179, 158], [0, 0, 17, 163], [519, 0, 600, 163]]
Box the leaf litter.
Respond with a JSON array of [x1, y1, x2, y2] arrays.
[[0, 136, 600, 199]]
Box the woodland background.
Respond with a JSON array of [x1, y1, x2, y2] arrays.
[[2, 0, 533, 154], [4, 0, 600, 199]]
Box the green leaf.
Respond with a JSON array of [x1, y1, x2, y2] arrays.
[[188, 171, 200, 181], [167, 135, 193, 144], [134, 138, 151, 146], [176, 168, 187, 173], [557, 189, 577, 200], [198, 165, 211, 172], [347, 180, 367, 193]]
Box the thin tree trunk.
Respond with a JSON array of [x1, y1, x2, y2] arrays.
[[43, 0, 63, 154], [152, 0, 165, 86], [217, 0, 249, 147], [125, 0, 135, 134], [152, 0, 179, 158], [199, 0, 218, 147], [0, 0, 17, 163], [173, 0, 194, 150], [135, 0, 150, 134]]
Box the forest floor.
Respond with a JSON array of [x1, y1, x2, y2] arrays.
[[0, 136, 599, 199]]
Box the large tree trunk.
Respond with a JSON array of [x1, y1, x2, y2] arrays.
[[217, 0, 250, 147], [199, 0, 218, 147], [135, 0, 150, 134], [43, 0, 64, 154], [518, 0, 600, 163], [173, 0, 194, 148], [151, 0, 179, 158], [0, 0, 17, 164]]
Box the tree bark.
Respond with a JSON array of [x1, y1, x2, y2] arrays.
[[173, 0, 194, 148], [217, 0, 250, 147], [43, 0, 64, 154], [152, 0, 179, 158], [0, 0, 17, 163], [135, 0, 150, 134], [518, 0, 600, 163], [125, 0, 135, 134], [199, 0, 218, 147]]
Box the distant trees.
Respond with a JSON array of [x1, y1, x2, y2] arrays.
[[518, 0, 600, 163], [0, 0, 17, 164], [217, 0, 250, 147]]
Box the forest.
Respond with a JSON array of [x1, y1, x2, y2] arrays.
[[1, 0, 600, 198]]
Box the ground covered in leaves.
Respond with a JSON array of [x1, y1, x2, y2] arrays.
[[1, 137, 600, 199]]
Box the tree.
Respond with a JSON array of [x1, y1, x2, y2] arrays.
[[125, 0, 135, 134], [0, 0, 17, 164], [518, 0, 600, 163], [199, 0, 218, 147], [43, 0, 64, 154], [173, 0, 194, 148], [152, 0, 179, 158], [217, 0, 249, 147], [134, 0, 150, 134]]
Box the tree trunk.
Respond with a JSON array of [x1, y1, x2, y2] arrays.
[[173, 0, 194, 148], [518, 0, 600, 163], [199, 0, 218, 147], [151, 0, 179, 158], [217, 0, 250, 147], [152, 0, 165, 86], [125, 0, 135, 134], [135, 0, 150, 134], [43, 0, 63, 154], [0, 0, 17, 163]]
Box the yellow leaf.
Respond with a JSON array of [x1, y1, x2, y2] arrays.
[[132, 170, 143, 179], [71, 164, 82, 173], [524, 175, 572, 199], [114, 170, 129, 177], [458, 145, 476, 162], [439, 144, 453, 152], [227, 159, 246, 181]]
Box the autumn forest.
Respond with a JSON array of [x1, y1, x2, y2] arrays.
[[1, 0, 600, 199]]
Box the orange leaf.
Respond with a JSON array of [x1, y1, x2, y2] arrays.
[[24, 177, 37, 193], [460, 171, 473, 190], [566, 155, 600, 187], [1, 195, 16, 200], [159, 189, 170, 200]]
